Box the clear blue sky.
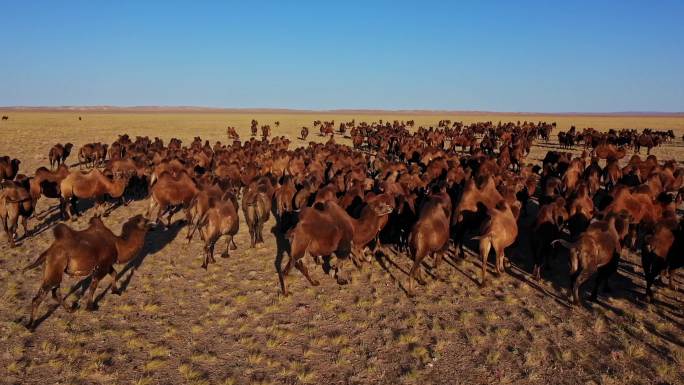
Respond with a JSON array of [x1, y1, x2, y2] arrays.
[[1, 1, 682, 112]]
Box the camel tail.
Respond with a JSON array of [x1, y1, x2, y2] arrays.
[[23, 249, 49, 272]]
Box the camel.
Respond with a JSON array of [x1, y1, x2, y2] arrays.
[[60, 169, 130, 220], [23, 215, 149, 329]]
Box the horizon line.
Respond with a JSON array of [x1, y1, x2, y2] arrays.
[[0, 105, 683, 117]]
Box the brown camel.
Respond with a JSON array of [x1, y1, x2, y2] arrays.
[[60, 169, 130, 220], [23, 215, 149, 329]]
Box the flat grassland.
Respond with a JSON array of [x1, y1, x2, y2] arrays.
[[0, 111, 682, 385]]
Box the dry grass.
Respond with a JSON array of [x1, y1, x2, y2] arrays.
[[0, 111, 682, 385]]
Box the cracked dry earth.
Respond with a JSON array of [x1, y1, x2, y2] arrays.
[[0, 112, 682, 385]]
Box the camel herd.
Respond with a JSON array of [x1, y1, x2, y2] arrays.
[[0, 119, 682, 330], [557, 126, 674, 155]]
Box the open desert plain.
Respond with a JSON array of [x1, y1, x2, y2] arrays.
[[2, 1, 683, 384], [0, 110, 682, 385]]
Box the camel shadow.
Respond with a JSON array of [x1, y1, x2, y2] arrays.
[[23, 277, 94, 329], [24, 302, 61, 330], [373, 246, 442, 297], [24, 208, 63, 240], [114, 221, 184, 295]]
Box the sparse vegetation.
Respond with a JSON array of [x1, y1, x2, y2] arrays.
[[0, 111, 681, 385]]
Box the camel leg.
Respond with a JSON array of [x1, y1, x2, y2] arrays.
[[2, 216, 13, 248], [3, 211, 17, 247], [208, 237, 217, 263], [295, 259, 319, 286], [221, 235, 233, 258], [350, 248, 364, 270], [532, 264, 541, 281], [279, 255, 293, 296], [201, 244, 210, 269], [571, 266, 595, 306], [590, 266, 608, 302], [202, 237, 217, 269], [10, 214, 19, 245], [1, 216, 7, 242], [282, 254, 294, 277], [249, 225, 256, 248], [21, 216, 29, 238], [433, 251, 445, 280], [69, 197, 78, 220], [59, 198, 68, 220], [333, 253, 350, 285], [254, 220, 261, 244], [28, 286, 49, 328], [256, 220, 264, 243], [51, 286, 75, 313], [480, 239, 492, 287], [407, 259, 422, 296], [642, 254, 656, 302], [496, 246, 505, 274], [664, 268, 676, 290], [154, 204, 166, 227], [532, 243, 543, 280], [166, 209, 174, 227], [281, 236, 308, 295], [109, 267, 120, 295], [182, 207, 192, 226], [185, 208, 200, 239], [145, 199, 156, 221], [186, 218, 199, 242], [84, 276, 102, 311]]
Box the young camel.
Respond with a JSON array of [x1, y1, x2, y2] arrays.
[[242, 177, 274, 248], [31, 164, 71, 201], [48, 143, 74, 169], [23, 215, 149, 329], [0, 181, 35, 247], [473, 200, 520, 287], [553, 214, 628, 305], [185, 182, 225, 240], [280, 200, 392, 296], [147, 170, 199, 226], [191, 192, 240, 269], [407, 190, 452, 295]]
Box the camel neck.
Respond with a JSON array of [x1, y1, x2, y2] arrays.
[[116, 229, 146, 264]]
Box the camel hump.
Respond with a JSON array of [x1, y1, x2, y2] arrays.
[[52, 223, 75, 240]]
